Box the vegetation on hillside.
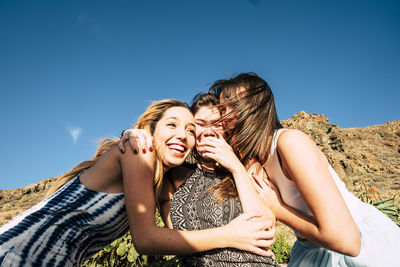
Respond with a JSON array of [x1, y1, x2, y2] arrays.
[[82, 182, 399, 266]]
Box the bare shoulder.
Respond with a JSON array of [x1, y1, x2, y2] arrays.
[[278, 129, 314, 150], [80, 145, 124, 193], [277, 129, 328, 167]]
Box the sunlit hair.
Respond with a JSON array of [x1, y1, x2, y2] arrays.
[[46, 99, 190, 201], [190, 93, 237, 203], [209, 72, 282, 165]]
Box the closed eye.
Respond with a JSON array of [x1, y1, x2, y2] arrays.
[[187, 128, 195, 135]]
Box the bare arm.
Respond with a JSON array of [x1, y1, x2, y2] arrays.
[[120, 142, 274, 256], [197, 134, 276, 241], [263, 129, 361, 256], [158, 178, 175, 229], [197, 134, 274, 216]]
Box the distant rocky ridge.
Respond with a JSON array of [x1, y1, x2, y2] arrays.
[[1, 111, 399, 227], [282, 111, 400, 197]]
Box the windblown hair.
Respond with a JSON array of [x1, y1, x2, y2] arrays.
[[190, 92, 220, 115], [209, 73, 282, 165], [46, 99, 190, 201], [190, 93, 238, 202]]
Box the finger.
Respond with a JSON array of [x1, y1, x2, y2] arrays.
[[252, 173, 265, 189], [252, 181, 262, 194], [254, 237, 276, 249], [261, 178, 272, 188], [146, 135, 154, 152], [197, 144, 217, 155], [255, 228, 276, 241], [136, 132, 147, 153], [200, 152, 217, 161], [237, 211, 262, 221], [258, 175, 273, 189], [128, 135, 139, 154], [198, 139, 218, 148], [250, 219, 275, 232], [118, 134, 128, 153], [263, 219, 275, 230], [206, 137, 228, 148], [249, 246, 275, 258], [201, 136, 219, 142]]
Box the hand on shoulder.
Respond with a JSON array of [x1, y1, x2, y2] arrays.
[[119, 140, 157, 170]]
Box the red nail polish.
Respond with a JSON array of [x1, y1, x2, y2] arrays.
[[142, 149, 146, 154], [149, 146, 153, 152]]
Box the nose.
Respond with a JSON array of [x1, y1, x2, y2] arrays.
[[202, 126, 217, 138], [176, 126, 187, 140]]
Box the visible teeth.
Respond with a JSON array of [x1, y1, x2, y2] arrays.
[[169, 144, 185, 152]]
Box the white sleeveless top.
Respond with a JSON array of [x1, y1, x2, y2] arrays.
[[263, 129, 362, 237]]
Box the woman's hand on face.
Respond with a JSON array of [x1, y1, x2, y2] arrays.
[[196, 133, 242, 173], [118, 129, 153, 154], [223, 211, 275, 257], [252, 173, 282, 215]]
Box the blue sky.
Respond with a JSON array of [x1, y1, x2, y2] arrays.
[[1, 0, 399, 189]]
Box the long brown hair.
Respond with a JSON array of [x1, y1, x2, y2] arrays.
[[209, 72, 282, 165], [46, 99, 190, 201], [190, 93, 238, 202]]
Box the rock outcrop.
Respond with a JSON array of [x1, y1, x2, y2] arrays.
[[282, 111, 400, 197]]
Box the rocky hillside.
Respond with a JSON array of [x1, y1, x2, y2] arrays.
[[0, 178, 56, 226], [1, 111, 399, 227], [282, 111, 400, 198]]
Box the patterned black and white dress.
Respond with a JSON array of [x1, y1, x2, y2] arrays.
[[0, 174, 129, 267], [170, 166, 279, 267]]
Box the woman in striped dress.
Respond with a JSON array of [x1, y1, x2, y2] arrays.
[[0, 99, 272, 267]]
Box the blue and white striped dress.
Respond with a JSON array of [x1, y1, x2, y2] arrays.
[[0, 175, 129, 266]]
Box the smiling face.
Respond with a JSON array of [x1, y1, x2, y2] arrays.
[[194, 105, 224, 143], [153, 106, 196, 169]]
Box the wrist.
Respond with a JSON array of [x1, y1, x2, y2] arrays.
[[230, 164, 247, 177], [271, 202, 283, 221], [214, 225, 231, 249]]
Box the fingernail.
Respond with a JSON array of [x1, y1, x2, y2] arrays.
[[149, 146, 153, 152], [142, 149, 146, 154], [134, 149, 138, 154]]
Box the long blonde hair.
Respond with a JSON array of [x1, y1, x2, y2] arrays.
[[46, 99, 190, 201]]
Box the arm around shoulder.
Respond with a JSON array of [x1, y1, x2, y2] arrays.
[[118, 144, 273, 256]]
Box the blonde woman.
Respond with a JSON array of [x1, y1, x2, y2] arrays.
[[0, 99, 272, 267]]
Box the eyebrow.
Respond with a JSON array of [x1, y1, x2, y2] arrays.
[[195, 118, 220, 122], [166, 116, 195, 127]]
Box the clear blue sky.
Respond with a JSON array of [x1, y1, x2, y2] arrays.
[[1, 0, 399, 189]]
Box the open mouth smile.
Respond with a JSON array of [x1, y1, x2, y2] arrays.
[[167, 143, 187, 154]]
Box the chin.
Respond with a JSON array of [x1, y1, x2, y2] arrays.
[[164, 158, 186, 169]]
